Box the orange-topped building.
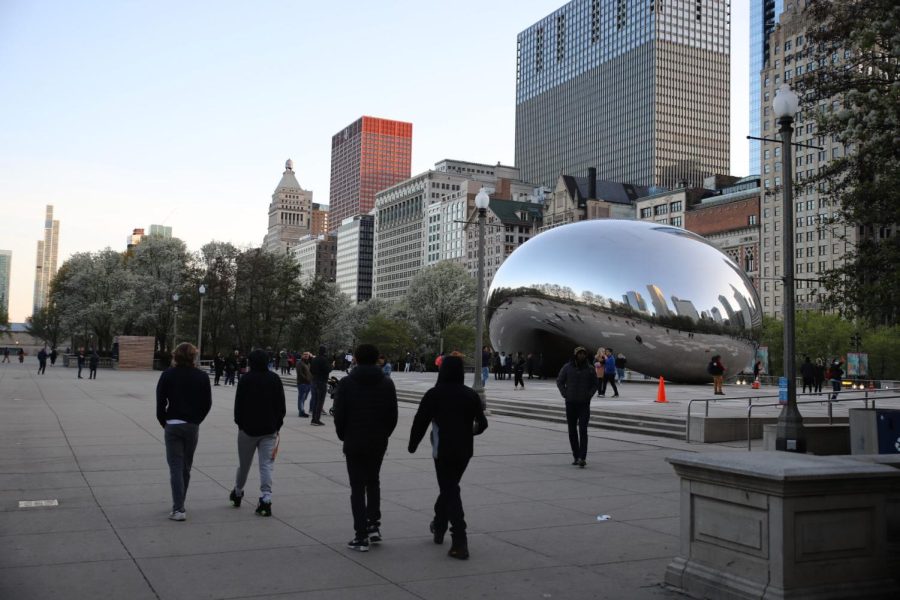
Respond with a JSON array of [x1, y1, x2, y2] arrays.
[[329, 116, 412, 232]]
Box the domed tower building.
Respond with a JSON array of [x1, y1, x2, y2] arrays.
[[263, 159, 314, 254]]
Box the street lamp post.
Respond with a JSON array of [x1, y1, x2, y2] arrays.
[[197, 285, 206, 365], [773, 83, 805, 453], [172, 293, 180, 349], [472, 188, 490, 411]]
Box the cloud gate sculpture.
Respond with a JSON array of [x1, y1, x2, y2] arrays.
[[486, 220, 761, 383]]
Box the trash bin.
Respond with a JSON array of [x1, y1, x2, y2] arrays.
[[849, 408, 900, 454]]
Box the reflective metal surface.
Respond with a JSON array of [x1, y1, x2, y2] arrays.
[[487, 220, 761, 383]]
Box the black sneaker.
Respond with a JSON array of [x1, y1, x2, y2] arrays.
[[366, 524, 382, 543], [578, 459, 586, 468], [255, 498, 272, 517], [448, 540, 469, 560], [430, 520, 446, 545], [571, 459, 579, 466], [229, 489, 243, 508], [347, 537, 369, 552]]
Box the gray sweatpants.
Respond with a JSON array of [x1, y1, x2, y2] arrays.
[[234, 430, 277, 501]]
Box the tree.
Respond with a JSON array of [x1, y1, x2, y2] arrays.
[[26, 301, 65, 349], [289, 277, 348, 352], [404, 261, 476, 352], [799, 0, 900, 324], [357, 315, 414, 360], [441, 323, 475, 359]]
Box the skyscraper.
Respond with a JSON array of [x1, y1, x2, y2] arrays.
[[33, 205, 59, 312], [263, 159, 313, 254], [748, 0, 784, 174], [329, 116, 412, 232], [149, 224, 173, 238], [515, 0, 731, 189], [0, 250, 11, 318]]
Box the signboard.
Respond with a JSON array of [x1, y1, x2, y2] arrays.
[[778, 376, 788, 405], [846, 353, 868, 377]]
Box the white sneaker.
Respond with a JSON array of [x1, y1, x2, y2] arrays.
[[168, 510, 186, 521]]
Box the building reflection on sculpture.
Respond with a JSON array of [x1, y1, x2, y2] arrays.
[[486, 220, 761, 383]]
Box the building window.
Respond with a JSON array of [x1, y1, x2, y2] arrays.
[[748, 215, 758, 225]]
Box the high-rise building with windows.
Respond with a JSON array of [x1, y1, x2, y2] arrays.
[[515, 0, 731, 190], [33, 205, 59, 312], [0, 250, 11, 318], [329, 116, 412, 232], [149, 224, 173, 238], [263, 159, 313, 254], [335, 215, 375, 303], [748, 0, 784, 174]]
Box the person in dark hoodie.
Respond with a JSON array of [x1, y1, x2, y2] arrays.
[[309, 345, 332, 426], [557, 346, 598, 468], [333, 344, 398, 552], [155, 343, 212, 521], [409, 355, 488, 560], [229, 349, 286, 517]]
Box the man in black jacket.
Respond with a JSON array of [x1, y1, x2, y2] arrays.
[[156, 343, 212, 521], [333, 344, 398, 552], [229, 349, 286, 517], [309, 345, 331, 426], [557, 346, 598, 468], [409, 355, 488, 560]]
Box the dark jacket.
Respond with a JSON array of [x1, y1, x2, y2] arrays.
[[156, 366, 212, 426], [557, 358, 598, 403], [615, 356, 626, 369], [224, 355, 237, 373], [77, 353, 85, 366], [333, 364, 398, 455], [409, 357, 488, 460], [310, 347, 331, 382], [800, 361, 815, 380], [513, 356, 525, 374], [296, 360, 312, 385], [214, 356, 225, 375], [89, 352, 99, 368], [234, 349, 286, 436]]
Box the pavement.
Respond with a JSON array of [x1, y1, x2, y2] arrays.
[[0, 360, 810, 599]]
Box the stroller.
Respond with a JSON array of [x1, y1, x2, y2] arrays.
[[325, 376, 341, 416]]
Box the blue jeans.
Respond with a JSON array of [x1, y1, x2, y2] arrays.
[[616, 368, 625, 381], [297, 383, 311, 415], [481, 367, 489, 386], [164, 423, 199, 513]]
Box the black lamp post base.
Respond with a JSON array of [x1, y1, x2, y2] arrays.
[[775, 404, 806, 453]]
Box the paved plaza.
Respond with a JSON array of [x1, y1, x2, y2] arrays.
[[2, 360, 769, 599]]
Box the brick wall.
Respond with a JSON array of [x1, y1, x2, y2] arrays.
[[685, 196, 759, 236], [117, 336, 155, 370]]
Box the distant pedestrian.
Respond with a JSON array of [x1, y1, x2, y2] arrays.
[[557, 346, 598, 468], [333, 344, 398, 552], [813, 358, 825, 395], [309, 346, 331, 426], [89, 350, 99, 379], [296, 352, 312, 418], [800, 356, 814, 394], [615, 353, 626, 383], [603, 350, 619, 397], [237, 353, 248, 381], [49, 348, 58, 366], [526, 352, 535, 379], [224, 352, 237, 386], [379, 355, 392, 377], [708, 355, 726, 395], [77, 349, 85, 378], [17, 348, 25, 363], [213, 353, 225, 386], [156, 343, 212, 521], [481, 346, 491, 387], [37, 347, 48, 375], [404, 352, 412, 372], [594, 349, 605, 397], [409, 355, 488, 560], [513, 352, 526, 390], [1, 348, 9, 363], [229, 349, 286, 517], [829, 360, 844, 401]]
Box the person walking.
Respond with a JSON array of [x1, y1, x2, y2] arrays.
[[37, 347, 48, 375], [77, 349, 85, 378], [155, 343, 212, 521], [88, 349, 100, 379], [229, 349, 286, 517], [213, 353, 225, 386], [309, 346, 331, 426], [513, 352, 526, 390], [594, 349, 606, 397], [603, 349, 619, 397], [1, 348, 9, 363], [49, 348, 58, 366], [224, 351, 237, 386], [829, 360, 844, 401], [296, 352, 312, 418], [814, 358, 826, 396], [800, 356, 815, 394], [615, 353, 627, 383], [481, 346, 491, 387], [557, 347, 598, 468], [409, 355, 488, 560], [708, 355, 726, 395], [333, 344, 398, 552]]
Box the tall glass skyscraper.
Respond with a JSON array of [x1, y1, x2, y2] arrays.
[[0, 249, 11, 319], [515, 0, 731, 190], [33, 205, 59, 313], [748, 0, 783, 175]]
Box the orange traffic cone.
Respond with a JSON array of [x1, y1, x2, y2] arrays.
[[656, 377, 668, 403]]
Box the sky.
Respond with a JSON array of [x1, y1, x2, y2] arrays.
[[0, 0, 751, 323]]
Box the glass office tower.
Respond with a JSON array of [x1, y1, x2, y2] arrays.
[[748, 0, 783, 175]]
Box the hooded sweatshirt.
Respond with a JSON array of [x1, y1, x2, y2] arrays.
[[333, 363, 398, 455], [557, 351, 598, 403], [408, 356, 489, 460], [234, 349, 286, 436]]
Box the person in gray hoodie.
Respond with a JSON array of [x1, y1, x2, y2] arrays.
[[557, 346, 598, 468]]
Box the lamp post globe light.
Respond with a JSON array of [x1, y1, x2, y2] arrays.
[[472, 187, 490, 411], [172, 293, 180, 349], [773, 83, 805, 453], [197, 285, 206, 365]]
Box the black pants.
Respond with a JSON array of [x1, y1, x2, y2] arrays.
[[565, 402, 590, 460], [38, 361, 46, 374], [801, 377, 813, 394], [214, 371, 222, 385], [311, 381, 327, 422], [603, 373, 618, 396], [514, 372, 524, 388], [345, 449, 385, 538], [433, 455, 471, 541], [597, 376, 605, 395], [89, 367, 97, 379], [77, 365, 84, 378]]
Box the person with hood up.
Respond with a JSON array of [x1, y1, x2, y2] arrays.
[[557, 346, 598, 468], [309, 345, 331, 426], [155, 343, 212, 521], [409, 355, 488, 560], [88, 349, 100, 379], [333, 344, 398, 552], [229, 349, 286, 517]]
